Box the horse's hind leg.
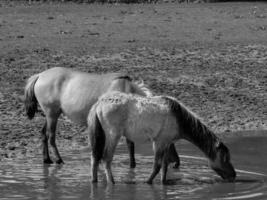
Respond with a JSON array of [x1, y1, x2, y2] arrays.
[[126, 139, 136, 168], [103, 151, 115, 184], [91, 155, 99, 183], [103, 159, 115, 184], [102, 141, 119, 184], [41, 121, 53, 164], [46, 114, 64, 164]]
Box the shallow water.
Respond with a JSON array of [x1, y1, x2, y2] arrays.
[[0, 135, 267, 200]]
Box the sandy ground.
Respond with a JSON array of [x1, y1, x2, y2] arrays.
[[0, 2, 266, 160]]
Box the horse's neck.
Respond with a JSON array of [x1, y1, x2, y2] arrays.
[[182, 127, 218, 161], [164, 97, 218, 161]]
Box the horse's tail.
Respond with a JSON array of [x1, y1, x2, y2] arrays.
[[130, 80, 153, 97], [24, 74, 39, 119], [87, 105, 106, 162]]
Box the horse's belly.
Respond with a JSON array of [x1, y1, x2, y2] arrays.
[[126, 128, 153, 143], [60, 82, 102, 126], [124, 111, 178, 144], [61, 98, 96, 126], [125, 115, 162, 142]]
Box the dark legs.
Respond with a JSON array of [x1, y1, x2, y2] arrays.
[[46, 116, 64, 164], [126, 139, 136, 168], [91, 155, 100, 183], [161, 148, 170, 184], [146, 143, 176, 185], [146, 147, 164, 184], [41, 114, 64, 165], [41, 121, 53, 164], [126, 141, 179, 169]]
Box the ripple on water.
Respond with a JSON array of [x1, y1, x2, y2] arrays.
[[0, 136, 267, 200]]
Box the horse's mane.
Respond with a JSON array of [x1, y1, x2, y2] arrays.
[[163, 96, 219, 160], [114, 74, 152, 97], [132, 80, 153, 97]]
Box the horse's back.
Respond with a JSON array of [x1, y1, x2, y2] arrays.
[[96, 92, 178, 143], [38, 67, 124, 82]]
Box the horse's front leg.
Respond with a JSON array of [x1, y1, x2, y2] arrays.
[[168, 143, 180, 169], [161, 147, 171, 184], [146, 143, 164, 184], [126, 139, 136, 168]]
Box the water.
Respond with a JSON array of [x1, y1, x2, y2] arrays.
[[0, 135, 267, 200]]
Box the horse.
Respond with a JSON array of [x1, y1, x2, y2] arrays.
[[87, 91, 236, 184], [24, 67, 180, 167]]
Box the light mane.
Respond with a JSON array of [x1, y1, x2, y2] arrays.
[[99, 92, 163, 107], [133, 80, 153, 97]]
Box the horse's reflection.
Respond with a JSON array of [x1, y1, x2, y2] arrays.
[[42, 164, 63, 199], [90, 181, 115, 200], [89, 169, 171, 200]]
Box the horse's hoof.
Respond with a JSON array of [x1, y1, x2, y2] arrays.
[[91, 179, 98, 183], [43, 158, 53, 164], [162, 179, 176, 185], [56, 158, 64, 164], [145, 180, 153, 185], [130, 162, 136, 169], [162, 180, 168, 185]]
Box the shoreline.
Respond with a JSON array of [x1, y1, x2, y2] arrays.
[[1, 129, 266, 161]]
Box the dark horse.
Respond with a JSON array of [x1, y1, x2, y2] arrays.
[[87, 92, 236, 184], [24, 67, 180, 167]]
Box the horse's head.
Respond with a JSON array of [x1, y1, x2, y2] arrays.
[[210, 141, 236, 182]]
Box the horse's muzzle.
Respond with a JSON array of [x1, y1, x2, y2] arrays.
[[213, 166, 236, 182]]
